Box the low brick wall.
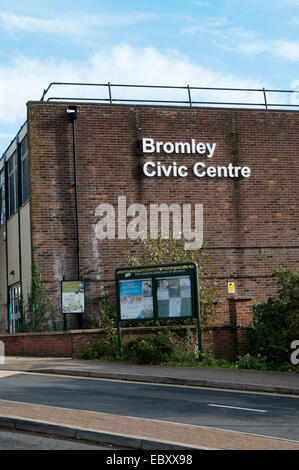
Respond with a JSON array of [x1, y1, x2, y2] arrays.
[[0, 324, 251, 361], [0, 330, 103, 358]]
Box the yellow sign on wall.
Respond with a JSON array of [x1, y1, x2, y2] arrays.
[[228, 282, 235, 294]]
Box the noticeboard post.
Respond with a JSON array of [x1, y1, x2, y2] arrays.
[[61, 281, 85, 329], [115, 262, 201, 358]]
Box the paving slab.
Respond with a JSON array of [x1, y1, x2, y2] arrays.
[[1, 399, 299, 450]]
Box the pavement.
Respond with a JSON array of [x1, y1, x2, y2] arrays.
[[1, 356, 299, 395], [0, 356, 299, 450]]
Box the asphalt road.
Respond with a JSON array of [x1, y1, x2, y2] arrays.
[[0, 372, 298, 442], [0, 429, 118, 450]]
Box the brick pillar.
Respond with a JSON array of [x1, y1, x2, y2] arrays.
[[228, 298, 253, 358], [235, 299, 253, 326]]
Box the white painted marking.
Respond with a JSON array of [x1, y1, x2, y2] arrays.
[[208, 403, 267, 413], [0, 371, 20, 379]]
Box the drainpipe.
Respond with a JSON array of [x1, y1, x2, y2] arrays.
[[4, 156, 9, 332], [16, 135, 23, 327], [67, 106, 82, 329]]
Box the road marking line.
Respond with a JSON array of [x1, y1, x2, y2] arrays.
[[0, 371, 21, 379], [208, 404, 267, 413]]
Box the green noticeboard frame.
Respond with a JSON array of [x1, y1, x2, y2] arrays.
[[115, 262, 201, 357]]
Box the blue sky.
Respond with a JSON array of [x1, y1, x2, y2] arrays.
[[1, 0, 299, 154]]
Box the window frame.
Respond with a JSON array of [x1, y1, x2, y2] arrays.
[[0, 169, 5, 226], [21, 137, 29, 205], [7, 151, 18, 218]]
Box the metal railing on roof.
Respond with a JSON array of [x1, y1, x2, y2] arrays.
[[40, 82, 299, 110]]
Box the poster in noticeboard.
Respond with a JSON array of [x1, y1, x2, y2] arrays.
[[61, 281, 85, 314], [119, 279, 154, 320], [157, 275, 192, 318]]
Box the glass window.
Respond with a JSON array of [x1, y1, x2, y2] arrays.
[[21, 138, 27, 156], [9, 284, 21, 334], [8, 151, 18, 217], [21, 137, 29, 204], [0, 170, 5, 225]]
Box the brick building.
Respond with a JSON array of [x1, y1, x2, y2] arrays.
[[0, 84, 298, 335]]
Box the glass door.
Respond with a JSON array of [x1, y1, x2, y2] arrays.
[[9, 284, 21, 334]]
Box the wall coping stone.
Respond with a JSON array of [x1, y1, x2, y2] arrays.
[[0, 324, 252, 339]]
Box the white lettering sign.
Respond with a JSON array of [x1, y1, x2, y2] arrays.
[[141, 138, 251, 179], [142, 138, 216, 158]]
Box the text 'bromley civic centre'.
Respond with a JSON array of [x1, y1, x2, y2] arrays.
[[141, 138, 251, 178]]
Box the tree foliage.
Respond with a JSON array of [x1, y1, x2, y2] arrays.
[[250, 269, 299, 365], [128, 237, 219, 329]]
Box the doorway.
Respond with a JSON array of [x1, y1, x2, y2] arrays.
[[9, 284, 21, 334]]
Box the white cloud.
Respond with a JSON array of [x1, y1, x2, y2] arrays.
[[0, 44, 266, 128], [234, 38, 299, 62], [188, 18, 299, 63], [0, 56, 80, 122], [0, 11, 159, 36], [0, 13, 86, 35], [244, 0, 299, 7], [275, 0, 299, 5], [0, 133, 13, 139], [194, 1, 212, 6], [271, 40, 299, 61], [181, 16, 229, 35]]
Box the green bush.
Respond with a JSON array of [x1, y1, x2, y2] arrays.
[[82, 338, 119, 361], [167, 344, 198, 365], [197, 351, 233, 368], [83, 294, 120, 360], [235, 353, 299, 372], [123, 333, 174, 364], [235, 353, 269, 370], [250, 269, 299, 365]]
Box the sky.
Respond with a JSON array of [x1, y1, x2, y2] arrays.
[[1, 0, 299, 154]]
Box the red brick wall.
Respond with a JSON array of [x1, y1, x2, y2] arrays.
[[0, 326, 250, 360], [27, 102, 299, 327], [0, 330, 104, 358], [0, 331, 73, 357], [236, 328, 252, 357], [236, 299, 254, 326]]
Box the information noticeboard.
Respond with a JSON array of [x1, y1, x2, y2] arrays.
[[61, 280, 85, 314], [119, 279, 154, 320], [116, 265, 197, 321], [156, 275, 192, 318], [115, 262, 201, 356]]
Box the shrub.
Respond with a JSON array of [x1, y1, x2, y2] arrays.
[[197, 351, 232, 368], [235, 354, 269, 370], [89, 294, 115, 329], [250, 269, 299, 365], [83, 293, 120, 360], [19, 261, 62, 333], [82, 337, 119, 361], [168, 344, 198, 365], [123, 332, 174, 364]]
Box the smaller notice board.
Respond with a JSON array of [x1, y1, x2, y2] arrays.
[[119, 279, 154, 320], [116, 266, 197, 322], [157, 275, 192, 318], [61, 280, 85, 314]]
